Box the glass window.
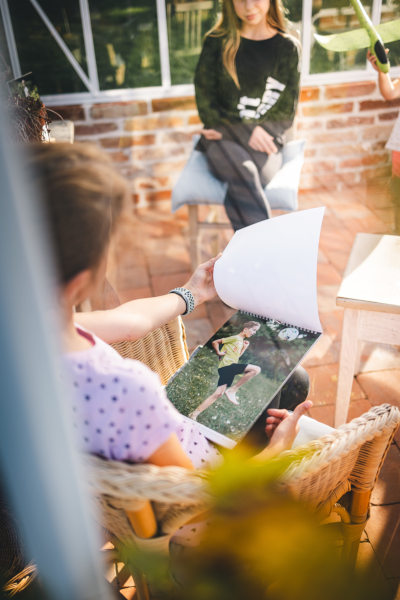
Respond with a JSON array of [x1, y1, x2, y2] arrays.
[[380, 0, 400, 67], [89, 0, 161, 90], [166, 0, 219, 85], [310, 0, 372, 74], [0, 14, 13, 82], [9, 0, 87, 95]]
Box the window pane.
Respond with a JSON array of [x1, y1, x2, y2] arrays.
[[90, 0, 160, 90], [283, 0, 302, 45], [310, 0, 372, 74], [166, 0, 219, 86], [9, 0, 87, 95], [381, 0, 400, 67], [0, 14, 13, 82]]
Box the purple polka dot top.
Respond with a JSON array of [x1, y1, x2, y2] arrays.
[[63, 326, 221, 469]]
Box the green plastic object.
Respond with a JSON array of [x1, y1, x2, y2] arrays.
[[314, 0, 400, 73]]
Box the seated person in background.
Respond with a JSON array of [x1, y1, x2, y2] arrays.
[[29, 142, 311, 471], [194, 0, 300, 230]]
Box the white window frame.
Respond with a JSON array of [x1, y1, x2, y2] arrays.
[[1, 0, 399, 106]]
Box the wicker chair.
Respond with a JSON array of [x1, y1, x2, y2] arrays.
[[82, 319, 400, 598]]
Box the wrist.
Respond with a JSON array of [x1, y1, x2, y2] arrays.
[[168, 287, 195, 316]]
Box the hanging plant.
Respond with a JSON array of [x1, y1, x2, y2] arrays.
[[6, 74, 51, 143]]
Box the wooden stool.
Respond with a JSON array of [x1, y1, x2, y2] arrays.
[[335, 233, 400, 426]]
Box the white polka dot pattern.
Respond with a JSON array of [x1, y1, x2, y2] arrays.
[[63, 327, 222, 468]]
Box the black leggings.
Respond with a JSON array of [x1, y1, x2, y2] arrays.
[[204, 139, 282, 231], [238, 365, 310, 453]]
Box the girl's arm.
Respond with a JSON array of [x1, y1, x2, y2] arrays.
[[146, 433, 195, 469], [75, 256, 219, 344], [367, 50, 400, 100], [194, 36, 226, 130]]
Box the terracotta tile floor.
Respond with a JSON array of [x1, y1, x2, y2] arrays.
[[106, 180, 400, 599]]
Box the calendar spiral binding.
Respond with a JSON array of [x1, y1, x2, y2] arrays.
[[239, 309, 320, 336]]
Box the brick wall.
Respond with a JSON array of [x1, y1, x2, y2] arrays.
[[49, 80, 399, 207]]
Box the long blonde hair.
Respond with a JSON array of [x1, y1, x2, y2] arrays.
[[207, 0, 287, 87]]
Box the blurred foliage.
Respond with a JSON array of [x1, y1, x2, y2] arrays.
[[5, 77, 50, 143], [121, 450, 388, 600], [167, 313, 318, 442]]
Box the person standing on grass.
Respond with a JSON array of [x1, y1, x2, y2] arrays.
[[190, 321, 261, 420]]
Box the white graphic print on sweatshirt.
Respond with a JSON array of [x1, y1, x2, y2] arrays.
[[237, 77, 286, 120]]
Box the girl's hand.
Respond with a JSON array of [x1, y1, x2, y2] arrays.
[[367, 48, 389, 72], [184, 254, 221, 306], [201, 128, 223, 140], [264, 400, 313, 454], [248, 126, 278, 154]]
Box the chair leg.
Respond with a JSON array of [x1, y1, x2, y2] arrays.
[[335, 308, 360, 427]]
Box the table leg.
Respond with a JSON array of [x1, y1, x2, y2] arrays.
[[335, 308, 360, 427], [188, 205, 200, 269]]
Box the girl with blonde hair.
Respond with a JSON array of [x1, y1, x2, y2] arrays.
[[195, 0, 300, 230]]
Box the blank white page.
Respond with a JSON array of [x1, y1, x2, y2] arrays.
[[213, 207, 324, 333]]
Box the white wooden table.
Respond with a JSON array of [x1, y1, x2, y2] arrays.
[[335, 233, 400, 426]]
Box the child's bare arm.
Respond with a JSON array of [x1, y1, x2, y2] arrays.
[[239, 340, 250, 356], [75, 256, 219, 343], [212, 339, 225, 356], [367, 50, 400, 100]]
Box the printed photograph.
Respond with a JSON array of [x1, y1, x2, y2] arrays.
[[166, 312, 320, 444]]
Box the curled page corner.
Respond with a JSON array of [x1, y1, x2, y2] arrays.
[[213, 207, 325, 333]]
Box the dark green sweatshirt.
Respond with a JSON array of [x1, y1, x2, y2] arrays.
[[194, 33, 300, 149]]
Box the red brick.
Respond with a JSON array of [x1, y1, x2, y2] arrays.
[[109, 151, 129, 163], [361, 125, 393, 140], [50, 104, 85, 121], [132, 145, 185, 161], [301, 102, 353, 117], [378, 110, 399, 121], [74, 122, 118, 136], [359, 165, 392, 181], [302, 160, 336, 173], [90, 102, 147, 119], [151, 159, 187, 177], [296, 119, 324, 131], [124, 115, 184, 131], [144, 190, 172, 203], [100, 135, 156, 149], [160, 131, 195, 144], [305, 130, 356, 144], [131, 134, 156, 145], [188, 114, 202, 125], [339, 153, 388, 169], [321, 142, 385, 156], [324, 81, 376, 99], [151, 96, 196, 112], [304, 148, 317, 158], [300, 171, 358, 190], [359, 98, 400, 111], [326, 115, 374, 129], [300, 87, 320, 102]]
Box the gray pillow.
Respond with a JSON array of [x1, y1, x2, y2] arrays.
[[171, 138, 305, 213]]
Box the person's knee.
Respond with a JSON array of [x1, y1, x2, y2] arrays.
[[247, 364, 261, 376], [216, 385, 227, 398]]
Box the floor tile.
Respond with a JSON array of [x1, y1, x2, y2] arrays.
[[371, 444, 400, 505], [307, 363, 366, 406], [365, 504, 400, 578]]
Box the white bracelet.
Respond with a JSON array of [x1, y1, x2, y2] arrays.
[[168, 287, 195, 315]]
